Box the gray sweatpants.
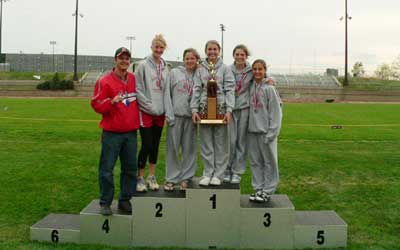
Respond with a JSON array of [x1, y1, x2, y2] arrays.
[[248, 132, 279, 193], [228, 108, 249, 175], [200, 124, 229, 179], [165, 117, 197, 183]]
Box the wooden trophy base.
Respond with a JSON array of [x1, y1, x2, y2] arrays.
[[199, 97, 225, 124]]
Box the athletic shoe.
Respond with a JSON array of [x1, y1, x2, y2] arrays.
[[249, 190, 262, 202], [100, 204, 112, 216], [254, 191, 271, 203], [210, 177, 221, 186], [147, 175, 160, 191], [223, 172, 231, 183], [118, 200, 132, 214], [136, 177, 147, 192], [231, 174, 241, 184], [199, 176, 211, 186]]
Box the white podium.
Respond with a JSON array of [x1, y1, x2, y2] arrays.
[[186, 178, 241, 249], [79, 200, 132, 246], [240, 194, 295, 249], [31, 179, 348, 249], [30, 214, 80, 244], [294, 211, 347, 249], [131, 189, 186, 247]]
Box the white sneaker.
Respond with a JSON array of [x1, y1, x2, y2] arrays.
[[136, 177, 147, 192], [223, 172, 231, 183], [231, 174, 241, 184], [210, 177, 221, 186], [199, 176, 211, 186], [146, 175, 160, 191]]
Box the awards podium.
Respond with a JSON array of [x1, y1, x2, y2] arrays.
[[31, 178, 347, 249]]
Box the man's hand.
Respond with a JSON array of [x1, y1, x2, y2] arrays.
[[192, 112, 201, 123], [111, 94, 124, 104], [223, 112, 232, 124]]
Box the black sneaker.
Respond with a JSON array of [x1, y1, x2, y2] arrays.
[[249, 190, 262, 202], [118, 200, 132, 214], [254, 191, 271, 203], [100, 204, 112, 216]]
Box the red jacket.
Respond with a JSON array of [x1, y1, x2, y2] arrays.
[[91, 69, 140, 132]]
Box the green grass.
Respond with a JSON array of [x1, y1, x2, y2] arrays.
[[0, 99, 399, 250], [0, 72, 84, 81], [338, 77, 400, 91]]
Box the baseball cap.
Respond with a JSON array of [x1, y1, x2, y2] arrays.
[[114, 47, 131, 58]]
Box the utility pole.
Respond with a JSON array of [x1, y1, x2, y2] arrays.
[[341, 0, 352, 86], [73, 0, 83, 81]]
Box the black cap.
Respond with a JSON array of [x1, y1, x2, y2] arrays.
[[114, 47, 131, 58]]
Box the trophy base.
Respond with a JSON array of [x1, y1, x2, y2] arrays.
[[198, 119, 226, 125]]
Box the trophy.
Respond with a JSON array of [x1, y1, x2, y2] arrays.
[[199, 62, 225, 124]]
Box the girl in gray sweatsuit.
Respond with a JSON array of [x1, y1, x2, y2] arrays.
[[225, 45, 253, 184], [135, 35, 169, 192], [248, 59, 282, 203], [191, 40, 235, 186], [164, 48, 201, 191]]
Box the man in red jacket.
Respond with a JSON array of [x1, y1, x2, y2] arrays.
[[91, 47, 140, 215]]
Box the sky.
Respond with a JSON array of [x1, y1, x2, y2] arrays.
[[3, 0, 400, 74]]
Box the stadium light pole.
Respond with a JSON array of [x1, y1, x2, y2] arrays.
[[220, 24, 225, 60], [49, 41, 56, 72], [73, 0, 83, 81], [0, 0, 10, 56], [340, 0, 352, 86], [126, 36, 135, 53]]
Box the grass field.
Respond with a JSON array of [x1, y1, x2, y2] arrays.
[[0, 98, 399, 250]]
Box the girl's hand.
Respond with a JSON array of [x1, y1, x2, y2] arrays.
[[266, 77, 275, 85], [192, 112, 201, 123], [223, 112, 232, 124]]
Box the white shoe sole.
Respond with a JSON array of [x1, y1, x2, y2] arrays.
[[199, 177, 211, 186]]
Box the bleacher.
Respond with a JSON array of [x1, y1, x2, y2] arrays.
[[271, 74, 341, 88]]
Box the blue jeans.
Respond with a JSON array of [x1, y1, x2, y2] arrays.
[[99, 130, 137, 206]]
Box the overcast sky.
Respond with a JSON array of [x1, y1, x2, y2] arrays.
[[3, 0, 400, 74]]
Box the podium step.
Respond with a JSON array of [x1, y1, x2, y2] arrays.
[[131, 189, 186, 247], [30, 214, 80, 244], [80, 200, 132, 246], [186, 178, 241, 249], [294, 211, 347, 249], [240, 195, 295, 249]]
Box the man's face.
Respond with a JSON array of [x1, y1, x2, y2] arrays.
[[115, 54, 130, 71]]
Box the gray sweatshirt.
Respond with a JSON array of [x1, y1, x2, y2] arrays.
[[135, 56, 169, 116], [248, 78, 282, 143], [230, 62, 253, 110], [164, 66, 199, 125], [190, 58, 235, 114]]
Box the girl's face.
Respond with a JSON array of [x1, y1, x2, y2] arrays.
[[184, 52, 198, 71], [233, 48, 247, 65], [206, 43, 220, 62], [151, 41, 166, 59], [252, 62, 266, 82]]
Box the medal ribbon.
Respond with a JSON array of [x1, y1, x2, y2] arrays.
[[236, 73, 248, 94], [252, 82, 263, 109], [156, 63, 163, 89]]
